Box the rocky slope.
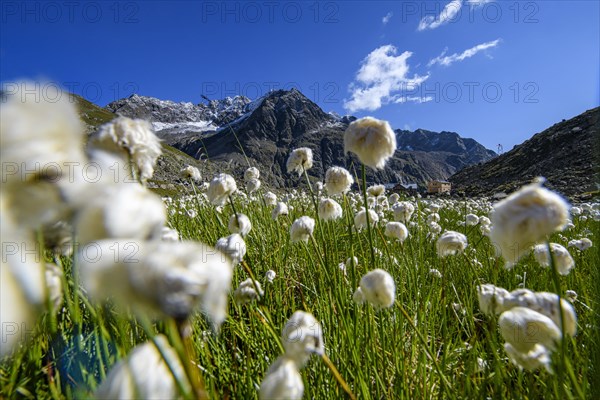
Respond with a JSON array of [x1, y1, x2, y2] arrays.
[[109, 89, 496, 188], [449, 107, 599, 198]]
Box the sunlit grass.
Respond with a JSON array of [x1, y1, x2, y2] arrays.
[[1, 186, 598, 399]]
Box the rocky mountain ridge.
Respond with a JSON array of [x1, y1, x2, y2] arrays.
[[396, 129, 496, 165], [107, 89, 496, 188], [106, 93, 252, 135], [449, 107, 599, 198]]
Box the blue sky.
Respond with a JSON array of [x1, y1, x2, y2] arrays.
[[2, 0, 598, 150]]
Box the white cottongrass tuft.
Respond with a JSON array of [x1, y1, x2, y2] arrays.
[[95, 335, 190, 399], [264, 191, 278, 206], [429, 203, 441, 212], [478, 282, 578, 372], [384, 222, 409, 242], [532, 243, 575, 275], [479, 216, 492, 235], [488, 180, 570, 268], [344, 117, 397, 169], [477, 284, 577, 338], [281, 311, 325, 366], [286, 148, 313, 176], [260, 311, 324, 399], [357, 269, 396, 308], [290, 216, 315, 243], [354, 209, 379, 229], [259, 356, 304, 400], [246, 178, 261, 193], [367, 184, 385, 197], [318, 198, 343, 221], [265, 270, 276, 283], [428, 221, 442, 235], [465, 214, 480, 226], [228, 213, 252, 237], [180, 165, 201, 182], [207, 173, 237, 206], [324, 166, 354, 195], [74, 184, 166, 245], [346, 256, 359, 269], [1, 83, 87, 229], [503, 290, 577, 337], [436, 231, 468, 257], [392, 202, 415, 223], [215, 233, 247, 266], [427, 213, 440, 223], [568, 238, 592, 251], [1, 211, 46, 356], [234, 278, 264, 304], [565, 290, 578, 302], [479, 216, 491, 226], [353, 287, 365, 304], [90, 116, 162, 183], [476, 284, 510, 315], [186, 209, 197, 219], [498, 307, 561, 372], [429, 268, 442, 279], [78, 239, 233, 329], [272, 202, 289, 220], [244, 166, 260, 182], [1, 83, 86, 178], [160, 226, 179, 242], [502, 340, 553, 372]]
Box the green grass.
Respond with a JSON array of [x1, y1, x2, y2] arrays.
[[1, 186, 599, 399]]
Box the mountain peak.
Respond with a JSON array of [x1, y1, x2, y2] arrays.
[[214, 88, 335, 137], [395, 128, 496, 160]]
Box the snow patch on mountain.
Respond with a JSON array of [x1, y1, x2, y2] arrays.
[[152, 121, 217, 134]]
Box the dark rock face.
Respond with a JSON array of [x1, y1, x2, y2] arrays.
[[449, 107, 599, 197], [395, 129, 496, 172]]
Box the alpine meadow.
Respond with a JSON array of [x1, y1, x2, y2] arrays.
[[1, 1, 599, 399]]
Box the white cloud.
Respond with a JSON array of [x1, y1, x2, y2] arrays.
[[427, 39, 501, 67], [382, 12, 393, 25], [344, 45, 429, 112], [418, 0, 463, 31], [466, 0, 494, 6], [394, 96, 434, 104]]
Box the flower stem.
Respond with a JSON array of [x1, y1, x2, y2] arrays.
[[322, 353, 357, 400], [361, 164, 376, 268], [547, 242, 584, 399], [395, 301, 454, 398]]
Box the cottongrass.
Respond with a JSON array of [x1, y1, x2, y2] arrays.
[[344, 117, 397, 170], [207, 173, 237, 206], [290, 216, 315, 243], [324, 166, 353, 196], [95, 335, 190, 399], [355, 269, 396, 308], [488, 179, 570, 268], [532, 243, 575, 275]]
